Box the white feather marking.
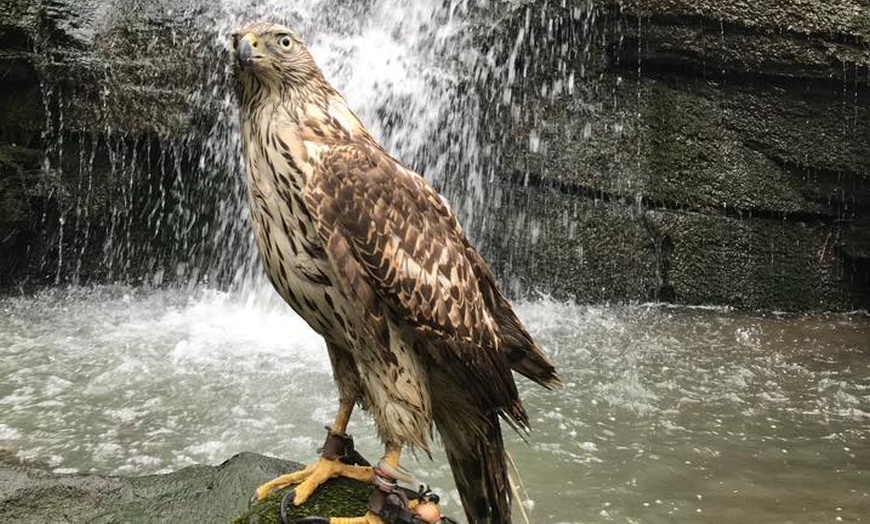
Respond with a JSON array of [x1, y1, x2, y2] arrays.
[[328, 99, 361, 134], [304, 141, 328, 162]]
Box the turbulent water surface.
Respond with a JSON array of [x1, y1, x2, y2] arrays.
[[0, 286, 867, 522]]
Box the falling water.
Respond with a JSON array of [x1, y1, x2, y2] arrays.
[[189, 0, 497, 295], [34, 0, 600, 298]]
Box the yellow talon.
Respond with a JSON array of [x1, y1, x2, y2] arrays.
[[254, 457, 373, 504]]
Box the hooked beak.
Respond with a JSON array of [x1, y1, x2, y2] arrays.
[[235, 33, 260, 68]]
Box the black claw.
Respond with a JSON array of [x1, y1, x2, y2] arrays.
[[295, 518, 329, 524], [414, 484, 439, 505], [248, 493, 258, 509], [279, 488, 296, 524]]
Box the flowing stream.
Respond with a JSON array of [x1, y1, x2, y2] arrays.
[[1, 286, 868, 522]]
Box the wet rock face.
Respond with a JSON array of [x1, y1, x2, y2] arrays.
[[0, 0, 236, 288], [492, 0, 870, 310], [616, 0, 870, 81], [1, 0, 199, 134], [0, 451, 346, 524], [0, 0, 868, 309]]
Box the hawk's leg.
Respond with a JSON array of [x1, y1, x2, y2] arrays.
[[253, 399, 373, 503], [351, 445, 442, 524]]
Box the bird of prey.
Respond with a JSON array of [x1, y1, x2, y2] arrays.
[[232, 23, 558, 524]]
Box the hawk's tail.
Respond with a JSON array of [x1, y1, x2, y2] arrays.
[[435, 403, 512, 524]]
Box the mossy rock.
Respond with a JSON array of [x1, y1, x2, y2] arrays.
[[234, 477, 374, 524], [655, 210, 843, 310], [613, 0, 870, 42], [642, 81, 824, 215], [481, 184, 661, 302], [0, 451, 379, 524]]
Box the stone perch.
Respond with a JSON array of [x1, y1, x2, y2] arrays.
[[0, 451, 388, 523]]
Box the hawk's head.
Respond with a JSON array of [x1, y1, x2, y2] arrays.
[[231, 23, 321, 95]]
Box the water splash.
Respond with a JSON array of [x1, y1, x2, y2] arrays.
[[1, 286, 867, 520]]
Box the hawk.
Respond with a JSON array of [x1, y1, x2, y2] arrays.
[[232, 23, 558, 524]]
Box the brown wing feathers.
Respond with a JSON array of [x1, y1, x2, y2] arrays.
[[306, 143, 536, 426], [466, 244, 561, 389]]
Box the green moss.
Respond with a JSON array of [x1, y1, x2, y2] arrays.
[[641, 81, 821, 215], [659, 211, 842, 310], [234, 477, 374, 524]]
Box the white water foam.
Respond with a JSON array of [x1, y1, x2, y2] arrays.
[[1, 288, 869, 521]]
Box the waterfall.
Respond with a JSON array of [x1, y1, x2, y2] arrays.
[[188, 0, 493, 297], [30, 0, 595, 299]]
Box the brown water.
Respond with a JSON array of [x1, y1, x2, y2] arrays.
[[0, 286, 867, 522]]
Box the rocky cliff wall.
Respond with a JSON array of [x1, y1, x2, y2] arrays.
[[487, 0, 870, 309], [0, 0, 254, 287]]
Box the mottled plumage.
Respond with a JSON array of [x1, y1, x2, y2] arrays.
[[232, 23, 558, 523]]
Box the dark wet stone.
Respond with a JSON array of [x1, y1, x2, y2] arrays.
[[493, 0, 870, 310], [0, 451, 375, 524]]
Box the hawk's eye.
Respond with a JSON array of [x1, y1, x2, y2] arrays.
[[279, 36, 293, 49]]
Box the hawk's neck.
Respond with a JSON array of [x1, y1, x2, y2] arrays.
[[240, 84, 371, 198]]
